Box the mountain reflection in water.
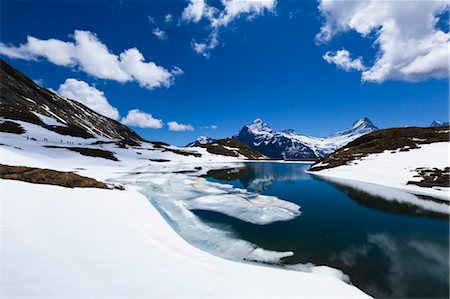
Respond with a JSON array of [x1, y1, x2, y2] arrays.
[[203, 162, 449, 298]]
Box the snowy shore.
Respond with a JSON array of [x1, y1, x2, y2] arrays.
[[309, 142, 450, 201]]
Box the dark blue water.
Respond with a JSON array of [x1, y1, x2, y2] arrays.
[[199, 162, 449, 298]]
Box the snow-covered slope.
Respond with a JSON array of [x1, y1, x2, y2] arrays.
[[233, 117, 378, 159], [310, 142, 449, 201], [309, 126, 450, 201], [3, 179, 368, 298]]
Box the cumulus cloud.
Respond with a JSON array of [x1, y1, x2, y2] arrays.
[[0, 30, 182, 89], [316, 0, 449, 82], [182, 0, 217, 23], [57, 78, 119, 120], [213, 0, 276, 27], [181, 0, 276, 57], [323, 49, 365, 71], [120, 109, 163, 129], [152, 28, 167, 40], [210, 124, 218, 129], [168, 121, 195, 131]]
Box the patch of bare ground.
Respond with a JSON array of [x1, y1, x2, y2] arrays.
[[196, 138, 264, 159], [149, 159, 171, 162], [45, 146, 119, 161], [310, 126, 449, 171], [0, 164, 110, 189], [0, 120, 25, 134], [408, 167, 449, 188]]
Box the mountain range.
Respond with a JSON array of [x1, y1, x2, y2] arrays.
[[189, 117, 379, 160], [0, 59, 264, 159]]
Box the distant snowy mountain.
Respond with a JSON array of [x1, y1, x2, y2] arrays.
[[187, 136, 214, 147], [430, 120, 449, 127], [233, 117, 378, 159]]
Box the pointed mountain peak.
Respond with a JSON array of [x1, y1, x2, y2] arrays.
[[245, 118, 273, 134], [329, 117, 378, 138], [351, 117, 376, 129], [250, 118, 266, 126], [247, 118, 270, 128]]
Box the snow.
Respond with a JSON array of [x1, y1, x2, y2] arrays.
[[2, 180, 369, 298], [188, 135, 213, 146], [21, 96, 36, 104], [41, 104, 69, 124], [310, 142, 450, 202], [246, 118, 275, 139], [0, 126, 370, 297], [32, 111, 66, 126]]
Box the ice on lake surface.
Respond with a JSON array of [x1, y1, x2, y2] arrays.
[[114, 162, 449, 298]]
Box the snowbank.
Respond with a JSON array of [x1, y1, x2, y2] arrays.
[[3, 180, 369, 298], [310, 142, 450, 201]]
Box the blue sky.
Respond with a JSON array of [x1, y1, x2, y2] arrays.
[[1, 0, 448, 145]]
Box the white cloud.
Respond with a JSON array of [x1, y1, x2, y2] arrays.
[[57, 78, 119, 120], [0, 30, 182, 89], [164, 14, 173, 23], [119, 48, 182, 89], [182, 0, 217, 23], [192, 30, 219, 58], [210, 125, 218, 129], [181, 0, 276, 57], [213, 0, 276, 27], [147, 15, 156, 24], [323, 49, 365, 71], [168, 121, 195, 131], [152, 28, 167, 40], [120, 109, 163, 129], [317, 0, 449, 82]]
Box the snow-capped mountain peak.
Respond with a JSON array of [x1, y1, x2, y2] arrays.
[[351, 117, 374, 129], [186, 136, 214, 147], [246, 118, 274, 135], [330, 117, 378, 138]]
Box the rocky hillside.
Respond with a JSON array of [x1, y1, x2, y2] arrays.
[[0, 59, 143, 144], [310, 125, 449, 172]]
